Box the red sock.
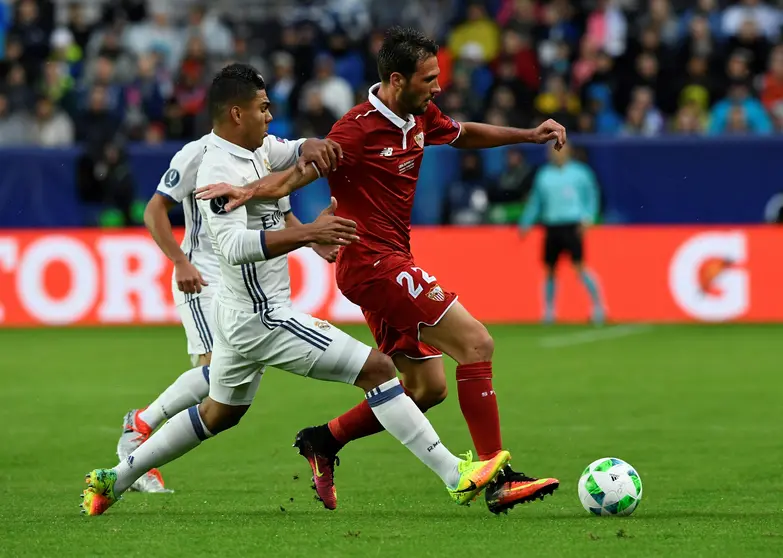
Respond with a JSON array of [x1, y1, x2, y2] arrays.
[[327, 387, 425, 446], [456, 362, 503, 460]]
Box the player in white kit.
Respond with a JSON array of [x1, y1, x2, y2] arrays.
[[114, 113, 342, 493], [81, 64, 512, 516]]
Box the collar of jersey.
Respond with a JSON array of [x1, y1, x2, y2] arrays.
[[209, 132, 255, 160], [368, 83, 416, 130]]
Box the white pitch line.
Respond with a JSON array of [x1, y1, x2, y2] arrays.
[[538, 325, 652, 348]]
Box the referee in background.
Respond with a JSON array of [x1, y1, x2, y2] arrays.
[[519, 144, 606, 324]]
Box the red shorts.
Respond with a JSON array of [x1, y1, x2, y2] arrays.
[[339, 253, 458, 359]]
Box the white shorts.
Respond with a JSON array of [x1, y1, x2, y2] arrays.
[[175, 288, 215, 361], [209, 302, 372, 406]]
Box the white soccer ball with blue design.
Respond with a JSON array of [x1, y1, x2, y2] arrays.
[[578, 457, 642, 516]]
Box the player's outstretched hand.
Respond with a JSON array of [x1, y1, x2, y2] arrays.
[[309, 197, 359, 246], [533, 119, 567, 151], [195, 182, 250, 212], [175, 259, 208, 294], [298, 138, 343, 176]]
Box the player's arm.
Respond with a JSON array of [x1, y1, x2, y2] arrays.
[[452, 120, 567, 151], [195, 165, 320, 212], [145, 192, 207, 294], [267, 136, 343, 176]]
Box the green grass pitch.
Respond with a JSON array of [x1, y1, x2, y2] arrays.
[[1, 324, 781, 557]]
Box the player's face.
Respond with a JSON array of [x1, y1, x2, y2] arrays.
[[399, 56, 441, 115], [238, 89, 273, 151]]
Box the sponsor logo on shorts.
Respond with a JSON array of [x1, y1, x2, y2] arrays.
[[314, 319, 331, 331], [426, 285, 445, 302]]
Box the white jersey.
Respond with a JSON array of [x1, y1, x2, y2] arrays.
[[155, 135, 221, 305], [196, 132, 306, 314]]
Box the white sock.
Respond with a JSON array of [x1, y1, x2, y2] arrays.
[[366, 378, 461, 489], [138, 366, 210, 430], [114, 406, 213, 494]]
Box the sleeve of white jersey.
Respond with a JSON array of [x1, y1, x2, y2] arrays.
[[196, 151, 270, 265], [277, 196, 292, 214], [266, 135, 307, 172], [155, 143, 202, 204]]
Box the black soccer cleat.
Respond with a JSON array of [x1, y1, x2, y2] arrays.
[[484, 465, 560, 515]]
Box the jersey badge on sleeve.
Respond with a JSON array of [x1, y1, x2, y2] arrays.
[[314, 319, 331, 331], [163, 168, 181, 188]]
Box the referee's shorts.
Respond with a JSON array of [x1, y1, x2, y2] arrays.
[[543, 223, 584, 267]]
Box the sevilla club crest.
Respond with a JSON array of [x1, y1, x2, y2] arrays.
[[414, 131, 424, 148]]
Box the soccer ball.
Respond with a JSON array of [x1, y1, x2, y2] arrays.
[[578, 457, 642, 516]]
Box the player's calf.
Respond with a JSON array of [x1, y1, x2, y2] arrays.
[[198, 397, 250, 434]]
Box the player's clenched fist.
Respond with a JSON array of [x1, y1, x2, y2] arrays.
[[174, 259, 208, 294]]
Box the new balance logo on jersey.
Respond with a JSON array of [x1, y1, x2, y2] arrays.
[[380, 147, 393, 157]]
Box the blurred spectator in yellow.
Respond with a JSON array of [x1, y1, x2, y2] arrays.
[[448, 2, 500, 63]]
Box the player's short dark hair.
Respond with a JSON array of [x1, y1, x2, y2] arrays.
[[377, 27, 438, 82], [209, 63, 266, 121]]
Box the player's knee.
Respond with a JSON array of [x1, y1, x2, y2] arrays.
[[355, 349, 396, 391], [198, 399, 248, 434], [459, 323, 494, 364]]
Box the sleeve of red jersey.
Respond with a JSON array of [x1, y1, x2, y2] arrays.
[[423, 102, 462, 146], [326, 116, 365, 167]]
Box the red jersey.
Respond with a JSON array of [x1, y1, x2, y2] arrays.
[[327, 84, 462, 289]]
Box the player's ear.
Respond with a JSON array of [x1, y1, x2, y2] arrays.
[[390, 72, 405, 91], [230, 105, 241, 125]]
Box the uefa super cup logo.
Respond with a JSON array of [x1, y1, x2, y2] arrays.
[[668, 232, 749, 322]]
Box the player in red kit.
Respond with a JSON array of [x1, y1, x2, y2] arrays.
[[195, 27, 566, 514]]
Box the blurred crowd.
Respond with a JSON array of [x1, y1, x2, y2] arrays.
[[2, 0, 783, 226], [2, 0, 783, 150]]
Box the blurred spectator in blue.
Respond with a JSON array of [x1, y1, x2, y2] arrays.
[[537, 0, 580, 57], [447, 2, 500, 64], [584, 83, 623, 134], [80, 55, 124, 115], [301, 53, 354, 118], [363, 30, 384, 87], [446, 67, 485, 120], [709, 82, 773, 134], [326, 32, 365, 91], [123, 54, 166, 139], [0, 91, 32, 145], [184, 4, 233, 59], [31, 94, 74, 147], [679, 0, 724, 42], [443, 151, 489, 225], [268, 51, 296, 135], [0, 0, 10, 59], [722, 0, 781, 42], [296, 88, 338, 138], [519, 143, 605, 324]]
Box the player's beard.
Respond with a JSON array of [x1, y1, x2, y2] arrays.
[[401, 89, 430, 116]]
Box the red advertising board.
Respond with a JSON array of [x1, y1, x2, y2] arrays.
[[1, 226, 781, 326]]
